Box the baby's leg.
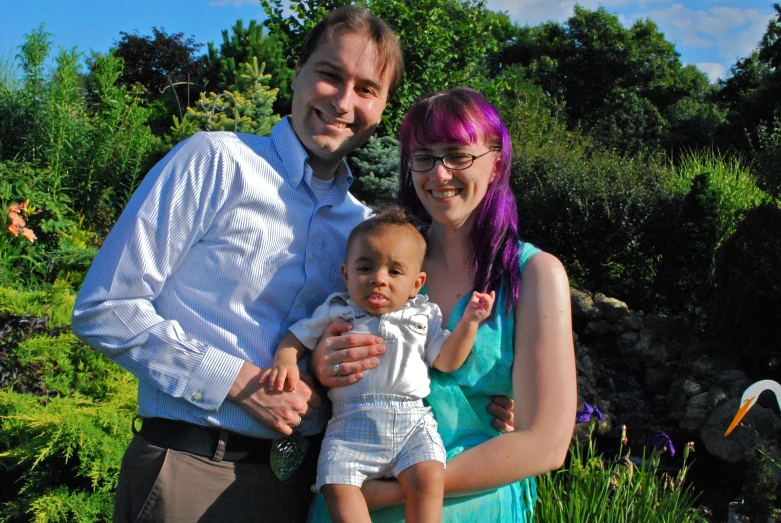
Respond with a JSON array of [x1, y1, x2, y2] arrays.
[[396, 460, 445, 523], [321, 484, 371, 523]]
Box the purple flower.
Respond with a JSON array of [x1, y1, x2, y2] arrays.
[[576, 402, 604, 423], [651, 433, 676, 457]]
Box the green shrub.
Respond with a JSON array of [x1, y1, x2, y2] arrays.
[[709, 203, 781, 376], [0, 296, 136, 522], [753, 117, 781, 199], [641, 173, 721, 328], [536, 427, 708, 522], [512, 147, 665, 307]]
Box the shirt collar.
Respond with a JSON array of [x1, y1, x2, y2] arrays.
[[272, 117, 354, 205]]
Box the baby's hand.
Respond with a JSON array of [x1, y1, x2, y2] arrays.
[[463, 290, 495, 323], [262, 361, 300, 392]]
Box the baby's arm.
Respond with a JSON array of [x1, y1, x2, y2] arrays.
[[264, 332, 309, 392], [432, 290, 495, 372]]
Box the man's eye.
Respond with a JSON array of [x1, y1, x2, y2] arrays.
[[319, 70, 339, 80]]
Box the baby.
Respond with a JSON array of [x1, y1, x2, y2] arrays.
[[266, 207, 494, 523]]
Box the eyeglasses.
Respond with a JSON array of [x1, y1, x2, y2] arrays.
[[409, 148, 500, 172]]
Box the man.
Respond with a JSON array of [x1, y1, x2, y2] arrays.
[[72, 8, 401, 522]]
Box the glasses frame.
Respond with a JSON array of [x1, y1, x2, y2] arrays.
[[408, 148, 501, 172]]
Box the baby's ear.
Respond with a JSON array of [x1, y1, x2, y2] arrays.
[[341, 263, 348, 283], [410, 271, 426, 297]]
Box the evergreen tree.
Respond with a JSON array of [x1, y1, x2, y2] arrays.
[[205, 19, 293, 116], [184, 57, 280, 136]]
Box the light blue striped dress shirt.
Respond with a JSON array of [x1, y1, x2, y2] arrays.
[[72, 118, 372, 439]]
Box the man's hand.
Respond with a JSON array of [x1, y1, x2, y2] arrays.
[[228, 361, 321, 435], [488, 395, 515, 432], [311, 318, 386, 388]]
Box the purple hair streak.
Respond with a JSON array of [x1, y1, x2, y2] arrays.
[[397, 88, 522, 314]]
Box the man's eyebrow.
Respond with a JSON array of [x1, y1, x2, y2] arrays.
[[316, 59, 384, 92]]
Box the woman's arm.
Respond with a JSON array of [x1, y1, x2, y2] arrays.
[[442, 252, 576, 494], [362, 253, 576, 506]]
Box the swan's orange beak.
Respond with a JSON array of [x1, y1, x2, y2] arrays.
[[724, 396, 755, 436]]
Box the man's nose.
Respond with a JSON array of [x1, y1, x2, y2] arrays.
[[332, 85, 354, 113]]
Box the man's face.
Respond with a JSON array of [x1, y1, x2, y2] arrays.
[[290, 27, 390, 179]]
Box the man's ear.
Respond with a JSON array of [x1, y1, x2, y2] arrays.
[[410, 272, 426, 297], [341, 263, 348, 283]]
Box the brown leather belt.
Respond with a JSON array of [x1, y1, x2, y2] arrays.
[[135, 417, 275, 463]]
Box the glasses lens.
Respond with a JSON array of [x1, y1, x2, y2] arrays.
[[443, 153, 474, 170], [411, 156, 434, 172]]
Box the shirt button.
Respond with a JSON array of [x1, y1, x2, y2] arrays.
[[192, 391, 203, 401], [308, 255, 314, 262]]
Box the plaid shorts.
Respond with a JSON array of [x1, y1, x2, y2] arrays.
[[315, 394, 446, 489]]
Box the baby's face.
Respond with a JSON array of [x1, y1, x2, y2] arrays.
[[341, 228, 426, 315]]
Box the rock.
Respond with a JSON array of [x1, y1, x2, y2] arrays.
[[617, 331, 639, 353], [571, 289, 595, 320], [594, 296, 629, 323], [680, 408, 709, 433], [716, 370, 748, 388], [729, 379, 754, 399], [644, 367, 668, 394], [708, 386, 729, 408], [638, 340, 668, 368], [667, 379, 689, 413], [700, 398, 781, 464], [692, 355, 718, 380], [687, 392, 711, 411], [622, 315, 644, 331], [683, 379, 703, 397], [585, 320, 611, 336]]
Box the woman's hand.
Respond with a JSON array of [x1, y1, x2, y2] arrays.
[[311, 318, 386, 388], [488, 395, 514, 432]]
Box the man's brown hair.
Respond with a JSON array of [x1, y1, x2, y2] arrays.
[[298, 6, 404, 101]]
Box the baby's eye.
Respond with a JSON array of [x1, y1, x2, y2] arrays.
[[356, 266, 371, 273], [389, 269, 403, 276]]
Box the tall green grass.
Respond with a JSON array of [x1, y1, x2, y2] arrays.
[[536, 426, 709, 522], [661, 150, 771, 246]]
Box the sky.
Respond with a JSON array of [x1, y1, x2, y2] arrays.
[[0, 0, 777, 83]]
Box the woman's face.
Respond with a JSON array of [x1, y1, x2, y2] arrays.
[[410, 133, 499, 231]]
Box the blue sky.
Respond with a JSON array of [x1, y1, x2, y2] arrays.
[[1, 0, 777, 83]]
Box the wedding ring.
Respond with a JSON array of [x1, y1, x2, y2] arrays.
[[333, 363, 342, 377], [291, 418, 301, 428]]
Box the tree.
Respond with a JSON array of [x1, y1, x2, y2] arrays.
[[716, 4, 781, 152], [182, 57, 280, 137], [204, 19, 294, 116], [501, 5, 717, 155], [113, 28, 207, 134]]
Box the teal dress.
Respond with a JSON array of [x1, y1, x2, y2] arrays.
[[309, 243, 540, 522]]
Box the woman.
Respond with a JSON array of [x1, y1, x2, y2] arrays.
[[312, 88, 576, 521]]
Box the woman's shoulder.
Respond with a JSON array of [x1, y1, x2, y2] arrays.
[[518, 243, 567, 286]]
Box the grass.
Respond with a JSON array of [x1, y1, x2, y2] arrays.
[[535, 425, 711, 522]]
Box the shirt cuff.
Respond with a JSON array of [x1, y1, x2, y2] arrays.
[[181, 346, 245, 411]]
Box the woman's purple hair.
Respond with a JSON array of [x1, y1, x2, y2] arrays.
[[397, 87, 521, 314]]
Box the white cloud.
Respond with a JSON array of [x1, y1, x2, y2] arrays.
[[208, 0, 258, 6], [696, 61, 727, 82]]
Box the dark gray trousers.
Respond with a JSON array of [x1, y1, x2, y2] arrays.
[[113, 434, 319, 523]]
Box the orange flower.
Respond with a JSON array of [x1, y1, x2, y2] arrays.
[[21, 227, 37, 243], [8, 211, 26, 228], [7, 224, 20, 236]]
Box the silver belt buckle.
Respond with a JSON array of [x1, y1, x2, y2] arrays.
[[270, 431, 310, 481]]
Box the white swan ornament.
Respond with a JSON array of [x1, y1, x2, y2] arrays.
[[724, 379, 781, 436]]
